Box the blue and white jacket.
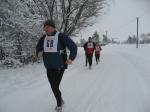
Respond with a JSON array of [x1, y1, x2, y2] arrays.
[[36, 31, 77, 69]]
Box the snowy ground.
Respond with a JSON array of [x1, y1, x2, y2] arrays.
[[0, 44, 150, 112]]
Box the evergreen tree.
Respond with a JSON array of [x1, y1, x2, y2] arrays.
[[80, 38, 86, 47], [102, 34, 108, 43], [92, 31, 100, 42], [127, 35, 132, 44]]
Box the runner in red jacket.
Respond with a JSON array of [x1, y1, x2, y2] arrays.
[[95, 42, 102, 64], [83, 37, 95, 69]]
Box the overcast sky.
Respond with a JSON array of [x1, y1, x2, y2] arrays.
[[76, 0, 150, 42]]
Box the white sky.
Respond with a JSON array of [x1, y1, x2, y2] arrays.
[[75, 0, 150, 42]]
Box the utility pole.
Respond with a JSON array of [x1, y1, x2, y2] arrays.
[[136, 17, 139, 48]]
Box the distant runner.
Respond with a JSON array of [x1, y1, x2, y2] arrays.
[[83, 37, 95, 69]]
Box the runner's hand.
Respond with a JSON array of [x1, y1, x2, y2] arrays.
[[37, 51, 43, 59], [65, 59, 72, 65]]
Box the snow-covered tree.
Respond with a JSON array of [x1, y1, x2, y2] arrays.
[[140, 33, 150, 44], [0, 0, 41, 67], [80, 38, 86, 47], [92, 31, 100, 42], [102, 34, 108, 43], [31, 0, 106, 36]]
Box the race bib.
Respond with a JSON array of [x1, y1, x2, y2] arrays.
[[95, 46, 100, 51], [87, 42, 93, 48], [44, 32, 59, 52]]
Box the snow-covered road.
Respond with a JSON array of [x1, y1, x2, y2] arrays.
[[0, 45, 150, 112]]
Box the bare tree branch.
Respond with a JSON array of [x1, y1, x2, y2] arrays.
[[31, 0, 107, 36]]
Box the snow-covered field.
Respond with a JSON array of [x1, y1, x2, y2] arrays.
[[0, 44, 150, 112]]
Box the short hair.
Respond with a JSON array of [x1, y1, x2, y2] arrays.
[[88, 37, 92, 40], [44, 19, 56, 28]]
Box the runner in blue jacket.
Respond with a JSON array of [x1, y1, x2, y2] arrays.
[[36, 19, 77, 112]]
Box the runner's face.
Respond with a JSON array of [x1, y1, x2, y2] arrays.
[[89, 38, 92, 42], [43, 25, 55, 35]]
